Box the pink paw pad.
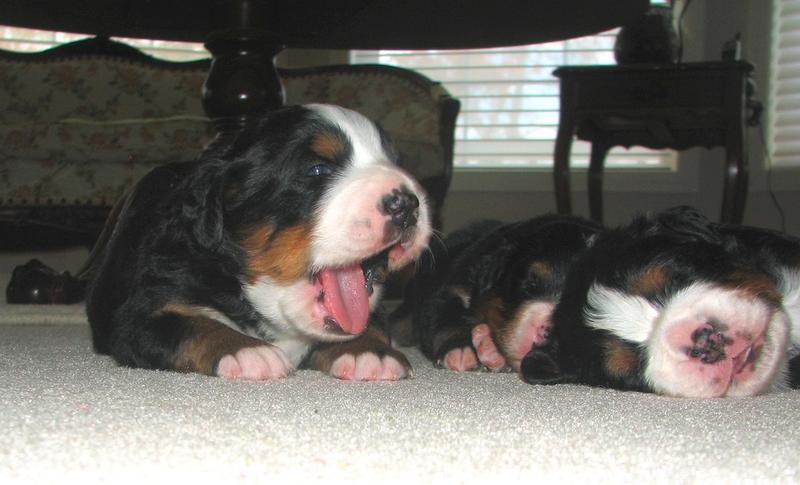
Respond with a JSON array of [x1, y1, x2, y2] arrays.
[[471, 323, 507, 370], [441, 346, 479, 371], [330, 352, 409, 381], [216, 345, 293, 381]]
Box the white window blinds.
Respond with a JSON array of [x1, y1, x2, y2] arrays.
[[353, 31, 675, 170], [771, 0, 800, 166]]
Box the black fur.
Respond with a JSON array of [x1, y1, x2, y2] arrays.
[[86, 106, 399, 371], [408, 215, 602, 366], [522, 206, 800, 394]]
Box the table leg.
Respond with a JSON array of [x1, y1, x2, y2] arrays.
[[721, 110, 748, 224], [588, 140, 609, 223], [202, 0, 286, 132], [554, 97, 577, 214], [721, 146, 748, 224], [719, 71, 750, 224]]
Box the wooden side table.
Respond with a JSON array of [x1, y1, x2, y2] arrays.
[[552, 61, 754, 223]]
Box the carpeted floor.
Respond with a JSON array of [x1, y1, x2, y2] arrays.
[[1, 251, 800, 484], [1, 320, 800, 484]]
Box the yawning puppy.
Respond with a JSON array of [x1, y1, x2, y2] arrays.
[[406, 215, 601, 372], [85, 104, 431, 381], [522, 207, 800, 397]]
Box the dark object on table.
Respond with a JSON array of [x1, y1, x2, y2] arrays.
[[6, 259, 86, 304], [614, 5, 677, 65]]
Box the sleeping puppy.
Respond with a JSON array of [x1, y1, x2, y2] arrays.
[[85, 104, 431, 381], [406, 215, 602, 372], [522, 206, 800, 397]]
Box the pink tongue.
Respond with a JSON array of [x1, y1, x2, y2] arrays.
[[319, 264, 369, 334]]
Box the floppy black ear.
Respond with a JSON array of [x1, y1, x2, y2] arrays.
[[183, 163, 228, 250], [520, 348, 569, 385]]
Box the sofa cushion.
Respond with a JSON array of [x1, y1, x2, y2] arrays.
[[0, 53, 457, 211]]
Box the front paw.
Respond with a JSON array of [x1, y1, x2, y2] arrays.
[[439, 346, 479, 371], [329, 350, 411, 381], [216, 345, 294, 381], [306, 327, 412, 381], [436, 324, 510, 372], [471, 323, 509, 371]]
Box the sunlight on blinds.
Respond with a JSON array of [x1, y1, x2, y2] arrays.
[[771, 0, 800, 166], [353, 31, 675, 170]]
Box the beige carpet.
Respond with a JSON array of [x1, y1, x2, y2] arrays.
[[1, 250, 800, 484]]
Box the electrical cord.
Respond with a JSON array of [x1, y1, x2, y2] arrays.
[[759, 122, 787, 232]]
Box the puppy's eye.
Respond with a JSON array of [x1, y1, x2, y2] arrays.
[[307, 163, 334, 177]]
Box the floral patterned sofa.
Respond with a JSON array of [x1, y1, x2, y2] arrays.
[[0, 37, 459, 247]]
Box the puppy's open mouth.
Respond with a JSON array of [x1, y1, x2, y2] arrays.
[[311, 247, 390, 336]]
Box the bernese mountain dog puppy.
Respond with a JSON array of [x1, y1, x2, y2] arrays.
[[403, 215, 602, 372], [85, 104, 431, 381], [522, 206, 800, 397]]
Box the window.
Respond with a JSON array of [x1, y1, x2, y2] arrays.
[[771, 0, 800, 166], [0, 26, 207, 61], [3, 25, 676, 172], [353, 32, 675, 171]]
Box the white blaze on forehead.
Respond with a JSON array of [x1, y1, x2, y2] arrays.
[[311, 161, 429, 269], [308, 104, 388, 167], [304, 103, 432, 270]]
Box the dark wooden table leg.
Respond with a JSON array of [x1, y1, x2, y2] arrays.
[[554, 82, 577, 214], [721, 71, 749, 224], [588, 140, 609, 223], [721, 123, 748, 224], [721, 147, 748, 224], [202, 0, 286, 133]]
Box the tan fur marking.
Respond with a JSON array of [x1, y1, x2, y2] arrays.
[[241, 224, 312, 284], [161, 303, 204, 318], [162, 305, 264, 376], [530, 261, 553, 280], [310, 132, 345, 161], [630, 265, 669, 296], [721, 271, 783, 306], [479, 296, 506, 333], [306, 326, 410, 374], [476, 296, 513, 356], [603, 338, 639, 378]]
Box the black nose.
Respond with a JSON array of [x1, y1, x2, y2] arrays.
[[380, 187, 419, 229]]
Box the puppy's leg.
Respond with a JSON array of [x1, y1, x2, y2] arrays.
[[114, 307, 295, 380], [177, 317, 294, 380], [416, 288, 486, 371], [485, 300, 554, 372], [470, 323, 507, 371], [429, 295, 554, 373], [305, 327, 412, 381]]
